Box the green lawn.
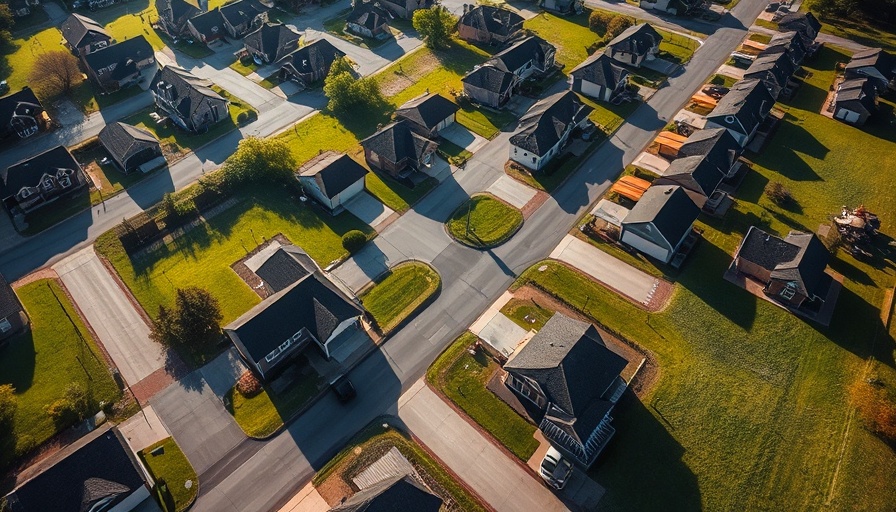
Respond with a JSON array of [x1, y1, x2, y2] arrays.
[[506, 140, 601, 193], [364, 172, 436, 214], [524, 11, 597, 69], [0, 27, 66, 96], [438, 139, 473, 166], [426, 332, 540, 461], [709, 73, 739, 88], [801, 0, 896, 52], [446, 193, 523, 248], [748, 32, 772, 44], [226, 365, 324, 438], [139, 437, 198, 512], [95, 184, 373, 324], [230, 58, 259, 77], [0, 279, 120, 470], [499, 297, 553, 331], [359, 261, 440, 333], [656, 29, 699, 65]]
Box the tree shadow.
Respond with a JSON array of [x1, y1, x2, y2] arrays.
[[816, 286, 896, 369], [0, 330, 36, 395]]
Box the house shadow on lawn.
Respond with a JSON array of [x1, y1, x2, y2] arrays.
[[0, 330, 36, 395], [749, 123, 826, 181], [815, 286, 896, 369]]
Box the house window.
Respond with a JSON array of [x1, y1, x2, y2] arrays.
[[42, 179, 54, 191], [780, 282, 797, 300], [59, 177, 72, 188], [532, 157, 536, 164], [264, 347, 281, 363], [19, 188, 32, 199], [0, 317, 10, 333]]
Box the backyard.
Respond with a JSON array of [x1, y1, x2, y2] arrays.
[[446, 193, 523, 248], [359, 261, 440, 333], [139, 437, 198, 512], [0, 279, 120, 470], [226, 364, 324, 438]]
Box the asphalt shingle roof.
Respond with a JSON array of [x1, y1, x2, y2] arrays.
[[489, 35, 554, 74], [509, 90, 592, 156], [360, 120, 436, 165], [346, 1, 391, 30], [188, 7, 225, 39], [458, 4, 523, 38], [152, 65, 226, 121], [569, 52, 629, 88], [777, 11, 821, 39], [743, 51, 796, 88], [281, 39, 345, 78], [98, 122, 160, 166], [606, 23, 662, 57], [663, 154, 725, 197], [254, 244, 320, 292], [737, 226, 830, 297], [1, 146, 80, 200], [461, 64, 516, 93], [395, 93, 459, 131], [0, 88, 43, 132], [157, 0, 203, 31], [244, 22, 301, 63], [762, 30, 807, 62], [0, 273, 22, 321], [299, 153, 368, 200], [220, 0, 264, 28], [678, 127, 741, 174], [60, 13, 111, 50], [82, 36, 153, 82], [330, 474, 443, 512], [707, 78, 775, 136], [622, 184, 700, 247]]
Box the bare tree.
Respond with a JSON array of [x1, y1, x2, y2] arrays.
[[28, 50, 83, 98]]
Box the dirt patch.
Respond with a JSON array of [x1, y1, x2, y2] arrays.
[[316, 472, 354, 507], [379, 52, 440, 98], [12, 268, 58, 288], [230, 233, 294, 299], [83, 162, 108, 192]]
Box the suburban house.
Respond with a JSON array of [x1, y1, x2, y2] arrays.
[[541, 0, 584, 15], [187, 7, 227, 44], [654, 155, 726, 209], [220, 0, 267, 38], [377, 0, 433, 19], [279, 39, 346, 90], [604, 23, 662, 68], [394, 92, 459, 138], [1, 146, 87, 215], [243, 22, 301, 64], [503, 313, 628, 468], [297, 153, 368, 213], [456, 4, 523, 46], [677, 127, 743, 177], [252, 244, 320, 293], [98, 122, 164, 174], [568, 52, 630, 103], [0, 88, 49, 141], [833, 77, 878, 126], [733, 226, 835, 310], [488, 36, 556, 80], [620, 184, 700, 264], [156, 0, 207, 38], [360, 120, 438, 180], [461, 64, 518, 109], [225, 264, 365, 380], [776, 11, 821, 44], [82, 36, 156, 93], [0, 273, 27, 344], [704, 78, 775, 147], [509, 90, 593, 172], [3, 425, 154, 512], [844, 48, 896, 93], [151, 65, 229, 133], [330, 474, 443, 512], [761, 31, 807, 66], [345, 1, 392, 39], [60, 13, 112, 55], [742, 51, 797, 99]]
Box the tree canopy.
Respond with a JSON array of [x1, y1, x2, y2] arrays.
[[323, 56, 383, 113], [412, 6, 456, 49], [220, 136, 296, 185], [150, 287, 223, 353]]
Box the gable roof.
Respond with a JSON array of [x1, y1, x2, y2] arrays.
[[82, 36, 153, 82], [743, 51, 796, 89], [330, 474, 443, 512], [346, 0, 392, 29], [458, 4, 523, 38], [299, 153, 368, 200], [360, 120, 436, 164], [836, 77, 877, 113], [395, 93, 459, 130], [225, 272, 363, 362], [244, 22, 301, 63], [762, 30, 807, 60], [737, 226, 830, 297], [188, 7, 225, 38], [509, 90, 593, 156], [0, 88, 43, 129], [157, 0, 203, 27], [0, 273, 23, 321], [845, 47, 894, 75], [98, 122, 160, 164], [152, 65, 227, 120], [678, 127, 741, 173], [1, 146, 80, 200], [461, 64, 516, 93], [6, 426, 147, 512], [220, 0, 265, 27], [60, 13, 111, 49], [281, 38, 345, 77], [606, 23, 662, 56], [569, 52, 629, 88], [777, 11, 821, 39], [489, 35, 554, 73], [622, 184, 700, 245], [707, 78, 775, 135], [663, 154, 724, 197], [252, 244, 320, 292]]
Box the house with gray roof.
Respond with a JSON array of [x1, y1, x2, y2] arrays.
[[0, 88, 48, 141], [743, 51, 798, 99], [361, 120, 438, 180], [345, 1, 392, 39], [761, 31, 807, 67], [542, 0, 583, 15], [833, 77, 878, 126], [620, 184, 700, 264], [605, 23, 662, 68], [488, 36, 556, 80], [156, 0, 207, 38], [733, 226, 834, 311], [844, 48, 896, 93], [279, 39, 347, 90], [504, 313, 628, 468], [60, 14, 112, 55], [457, 4, 523, 45], [151, 65, 229, 133], [509, 90, 592, 172], [82, 36, 155, 93], [1, 146, 87, 215], [377, 0, 433, 19], [461, 64, 518, 109], [98, 122, 164, 174], [568, 52, 630, 103], [220, 0, 267, 38], [654, 154, 726, 209], [188, 7, 226, 44], [297, 153, 368, 214], [704, 78, 775, 147], [243, 22, 301, 64], [394, 92, 459, 138], [0, 273, 27, 344], [330, 474, 443, 512], [777, 11, 821, 44], [677, 127, 742, 175]]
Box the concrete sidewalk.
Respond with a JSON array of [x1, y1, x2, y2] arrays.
[[398, 380, 568, 512]]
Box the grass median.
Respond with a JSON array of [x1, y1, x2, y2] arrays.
[[359, 261, 440, 334], [446, 193, 523, 248]]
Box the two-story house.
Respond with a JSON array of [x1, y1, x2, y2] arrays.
[[604, 23, 662, 68], [156, 0, 207, 38], [0, 146, 87, 215], [360, 120, 438, 180], [82, 36, 155, 93], [704, 78, 775, 147], [509, 90, 592, 172], [151, 66, 229, 133], [278, 38, 346, 90], [60, 13, 112, 56], [242, 22, 301, 64], [568, 52, 630, 103], [219, 0, 267, 38], [488, 36, 556, 80], [456, 4, 523, 46], [0, 88, 48, 141]]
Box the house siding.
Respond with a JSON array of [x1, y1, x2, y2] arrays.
[[298, 175, 364, 212], [463, 82, 503, 108], [621, 224, 672, 262]]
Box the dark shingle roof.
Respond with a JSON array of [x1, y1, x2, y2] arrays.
[[509, 90, 592, 156], [225, 272, 363, 363], [0, 88, 43, 131], [777, 12, 821, 39], [188, 7, 225, 39], [98, 122, 160, 165], [835, 78, 877, 114], [395, 93, 459, 131], [6, 426, 147, 512], [329, 474, 443, 512], [346, 1, 391, 30], [83, 36, 154, 82], [219, 0, 264, 28], [461, 64, 516, 93], [663, 154, 724, 197], [1, 146, 80, 200], [845, 47, 895, 78], [707, 78, 775, 135], [761, 31, 807, 61], [360, 120, 436, 165], [606, 23, 662, 57], [678, 127, 741, 174], [299, 153, 368, 200], [490, 35, 554, 73], [152, 65, 226, 120], [622, 184, 700, 246], [281, 38, 345, 77], [254, 244, 320, 292], [157, 0, 203, 29], [458, 5, 523, 38], [60, 13, 111, 50], [569, 52, 629, 88], [244, 22, 301, 63], [743, 51, 796, 89], [737, 226, 830, 297], [0, 273, 22, 320]]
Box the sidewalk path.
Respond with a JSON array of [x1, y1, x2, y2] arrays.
[[398, 380, 568, 512]]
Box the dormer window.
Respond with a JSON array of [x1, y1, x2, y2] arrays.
[[780, 282, 797, 300], [42, 179, 54, 191], [19, 188, 32, 199], [60, 177, 72, 188]]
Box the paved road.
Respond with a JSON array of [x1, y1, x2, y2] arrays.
[[53, 246, 164, 386]]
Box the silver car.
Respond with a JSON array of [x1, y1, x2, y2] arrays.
[[539, 447, 573, 490]]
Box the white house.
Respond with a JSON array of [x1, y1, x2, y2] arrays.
[[509, 91, 592, 172], [620, 185, 700, 263], [297, 153, 368, 214]]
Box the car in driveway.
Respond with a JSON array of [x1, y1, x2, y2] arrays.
[[330, 375, 357, 403], [540, 447, 573, 490]]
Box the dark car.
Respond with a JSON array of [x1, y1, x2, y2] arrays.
[[765, 2, 780, 12], [331, 376, 357, 403]]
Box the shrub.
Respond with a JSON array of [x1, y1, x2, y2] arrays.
[[236, 371, 263, 398], [46, 384, 92, 427], [589, 10, 615, 33], [237, 111, 248, 124], [605, 15, 635, 40], [764, 182, 793, 206], [0, 384, 15, 432], [851, 378, 896, 443], [342, 230, 367, 253]]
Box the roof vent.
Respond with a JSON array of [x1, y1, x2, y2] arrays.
[[664, 187, 672, 194]]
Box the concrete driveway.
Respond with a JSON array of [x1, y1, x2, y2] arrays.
[[440, 123, 488, 153], [487, 175, 537, 209], [343, 191, 395, 230]]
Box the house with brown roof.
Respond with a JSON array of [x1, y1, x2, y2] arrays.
[[360, 120, 438, 180], [488, 36, 556, 80], [457, 4, 523, 45], [98, 122, 164, 174], [844, 48, 896, 93]]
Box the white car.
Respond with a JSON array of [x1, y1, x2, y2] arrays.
[[539, 447, 573, 490]]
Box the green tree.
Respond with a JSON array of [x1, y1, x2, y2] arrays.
[[220, 137, 295, 185], [323, 56, 383, 113], [149, 287, 223, 352], [412, 6, 456, 49], [0, 384, 15, 432]]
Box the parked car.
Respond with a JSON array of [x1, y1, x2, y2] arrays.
[[703, 85, 730, 99], [539, 447, 573, 490], [0, 81, 8, 96], [330, 376, 357, 403], [765, 2, 780, 11]]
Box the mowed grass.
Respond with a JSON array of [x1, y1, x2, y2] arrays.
[[524, 11, 597, 69], [0, 279, 120, 469], [446, 193, 523, 248], [0, 27, 65, 94], [226, 367, 324, 438], [139, 437, 198, 512], [499, 297, 553, 331], [359, 261, 440, 333], [426, 332, 540, 460], [95, 184, 372, 324]]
